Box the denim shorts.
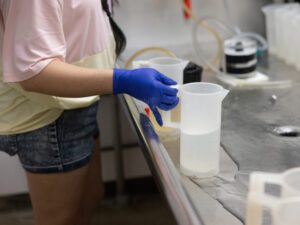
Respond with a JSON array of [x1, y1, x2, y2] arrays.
[[0, 102, 99, 174]]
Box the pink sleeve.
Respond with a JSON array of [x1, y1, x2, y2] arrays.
[[2, 0, 66, 82]]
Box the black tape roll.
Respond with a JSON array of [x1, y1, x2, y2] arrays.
[[225, 54, 256, 64], [226, 65, 257, 74]]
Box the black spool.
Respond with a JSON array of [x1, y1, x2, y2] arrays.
[[224, 38, 257, 78], [183, 62, 203, 84]]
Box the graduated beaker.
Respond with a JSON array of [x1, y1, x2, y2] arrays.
[[148, 57, 188, 128], [246, 194, 300, 225], [180, 82, 229, 178], [246, 168, 300, 225]]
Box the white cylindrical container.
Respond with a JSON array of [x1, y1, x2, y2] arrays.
[[291, 14, 300, 69], [275, 4, 299, 60], [246, 168, 300, 225], [180, 83, 229, 178], [289, 13, 299, 67], [276, 6, 287, 60], [148, 57, 188, 86], [282, 6, 300, 65], [262, 4, 284, 56]]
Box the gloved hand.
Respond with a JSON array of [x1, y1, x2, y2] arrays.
[[113, 68, 179, 126]]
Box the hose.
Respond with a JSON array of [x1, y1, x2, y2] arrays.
[[187, 0, 268, 73], [124, 1, 225, 72], [124, 47, 177, 69], [188, 0, 287, 88], [181, 0, 224, 68], [197, 16, 236, 36], [124, 1, 267, 75], [235, 32, 268, 52], [192, 21, 222, 74], [223, 0, 268, 51]]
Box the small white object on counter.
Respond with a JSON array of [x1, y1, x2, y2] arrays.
[[217, 71, 269, 88]]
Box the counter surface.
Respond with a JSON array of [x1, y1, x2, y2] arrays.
[[120, 57, 300, 225]]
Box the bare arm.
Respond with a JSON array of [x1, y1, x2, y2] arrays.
[[20, 59, 114, 97]]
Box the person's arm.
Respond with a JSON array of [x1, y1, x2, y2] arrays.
[[19, 59, 180, 126], [20, 59, 113, 97]]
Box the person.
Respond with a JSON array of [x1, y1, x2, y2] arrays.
[[0, 0, 179, 225]]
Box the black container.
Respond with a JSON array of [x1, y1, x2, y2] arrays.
[[183, 62, 203, 84]]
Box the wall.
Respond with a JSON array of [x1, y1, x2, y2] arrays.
[[114, 0, 272, 59]]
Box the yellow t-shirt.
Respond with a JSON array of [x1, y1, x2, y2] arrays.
[[0, 38, 116, 134], [0, 0, 116, 134]]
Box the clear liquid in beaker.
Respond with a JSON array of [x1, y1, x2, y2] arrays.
[[180, 129, 220, 177]]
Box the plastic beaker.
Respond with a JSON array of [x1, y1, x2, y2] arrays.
[[179, 82, 229, 178], [246, 195, 300, 225], [246, 168, 300, 225], [148, 57, 188, 85], [148, 57, 188, 128]]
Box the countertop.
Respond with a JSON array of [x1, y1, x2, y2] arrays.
[[119, 57, 300, 225]]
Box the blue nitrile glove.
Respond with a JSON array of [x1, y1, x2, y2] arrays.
[[113, 68, 179, 126]]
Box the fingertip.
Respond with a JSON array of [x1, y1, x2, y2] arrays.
[[163, 86, 179, 96], [173, 87, 179, 95], [159, 73, 177, 86], [174, 97, 180, 108], [156, 112, 163, 126], [176, 96, 180, 104], [157, 117, 163, 126], [158, 101, 179, 111], [168, 80, 177, 85], [150, 106, 163, 126]]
